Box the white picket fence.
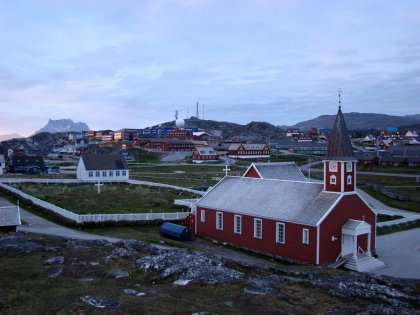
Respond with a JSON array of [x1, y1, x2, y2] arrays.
[[0, 183, 190, 224]]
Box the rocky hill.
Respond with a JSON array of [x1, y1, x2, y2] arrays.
[[285, 113, 420, 131], [156, 118, 286, 142], [35, 119, 90, 134]]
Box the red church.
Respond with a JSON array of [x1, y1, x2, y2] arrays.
[[194, 107, 384, 271]]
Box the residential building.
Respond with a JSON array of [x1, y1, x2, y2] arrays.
[[77, 154, 129, 182], [0, 154, 5, 175], [228, 143, 270, 158], [192, 146, 219, 163], [8, 156, 45, 174]]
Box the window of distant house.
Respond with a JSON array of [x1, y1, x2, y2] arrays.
[[234, 215, 242, 235], [216, 212, 223, 230], [109, 171, 113, 177], [200, 210, 205, 223], [346, 162, 352, 172], [88, 171, 93, 177], [122, 170, 127, 176], [302, 228, 309, 245], [276, 222, 285, 244], [254, 218, 262, 239], [329, 161, 338, 172], [347, 175, 352, 185], [95, 171, 100, 177], [116, 171, 120, 177], [102, 171, 107, 177], [330, 175, 336, 185]]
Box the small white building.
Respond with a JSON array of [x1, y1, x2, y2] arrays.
[[0, 154, 5, 175], [77, 154, 129, 182]]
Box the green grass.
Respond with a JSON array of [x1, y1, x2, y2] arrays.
[[9, 183, 197, 214], [377, 219, 420, 235], [377, 214, 404, 222], [126, 148, 163, 163], [360, 187, 420, 213], [358, 164, 420, 174]]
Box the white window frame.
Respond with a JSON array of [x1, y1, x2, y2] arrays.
[[234, 215, 242, 235], [88, 171, 93, 178], [254, 218, 262, 239], [200, 210, 205, 223], [216, 212, 223, 230], [102, 171, 106, 177], [109, 170, 113, 177], [330, 175, 336, 185], [276, 222, 285, 244], [95, 171, 100, 177], [329, 161, 338, 172], [302, 228, 309, 245], [122, 170, 127, 176], [116, 170, 120, 177], [346, 162, 352, 172], [347, 175, 352, 185]]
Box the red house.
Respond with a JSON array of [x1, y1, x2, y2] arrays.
[[194, 107, 384, 271], [192, 146, 219, 163], [228, 143, 270, 158]]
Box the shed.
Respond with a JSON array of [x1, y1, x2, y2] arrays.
[[159, 222, 192, 240], [0, 206, 21, 233]]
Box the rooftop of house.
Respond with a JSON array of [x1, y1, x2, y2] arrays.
[[197, 176, 340, 226], [80, 154, 129, 171], [195, 146, 218, 155], [0, 206, 21, 227], [248, 162, 307, 182]]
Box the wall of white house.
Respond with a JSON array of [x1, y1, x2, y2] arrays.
[[76, 159, 129, 182]]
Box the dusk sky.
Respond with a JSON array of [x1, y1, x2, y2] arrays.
[[1, 0, 419, 136]]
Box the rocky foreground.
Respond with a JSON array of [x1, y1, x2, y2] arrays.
[[0, 233, 419, 314]]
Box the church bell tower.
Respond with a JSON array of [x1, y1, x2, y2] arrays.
[[324, 92, 356, 193]]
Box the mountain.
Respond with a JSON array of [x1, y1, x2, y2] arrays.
[[0, 133, 24, 141], [35, 119, 90, 134], [286, 113, 420, 131]]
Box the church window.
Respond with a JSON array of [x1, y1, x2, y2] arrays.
[[346, 162, 352, 172], [330, 175, 336, 185], [347, 175, 352, 185]]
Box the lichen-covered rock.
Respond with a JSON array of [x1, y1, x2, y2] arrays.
[[80, 295, 119, 309], [43, 256, 64, 265], [48, 265, 63, 278], [108, 269, 129, 279], [136, 249, 243, 284]]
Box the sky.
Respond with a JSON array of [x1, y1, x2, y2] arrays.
[[0, 0, 419, 136]]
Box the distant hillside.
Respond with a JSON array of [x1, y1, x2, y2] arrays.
[[286, 113, 420, 131], [0, 133, 23, 141], [154, 118, 285, 142], [35, 119, 90, 134]]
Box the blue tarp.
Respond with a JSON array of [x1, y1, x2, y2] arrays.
[[159, 222, 192, 240]]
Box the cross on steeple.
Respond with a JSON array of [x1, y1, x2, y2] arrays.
[[338, 88, 342, 109]]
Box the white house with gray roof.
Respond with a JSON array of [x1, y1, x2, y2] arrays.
[[77, 154, 129, 182]]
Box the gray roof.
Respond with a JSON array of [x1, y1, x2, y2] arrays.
[[0, 206, 21, 227], [250, 162, 307, 182], [195, 146, 218, 156], [327, 107, 355, 160], [81, 154, 128, 171], [197, 177, 340, 226]]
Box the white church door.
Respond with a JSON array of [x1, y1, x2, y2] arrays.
[[341, 234, 354, 256]]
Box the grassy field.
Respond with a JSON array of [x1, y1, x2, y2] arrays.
[[130, 164, 245, 188], [0, 234, 361, 315], [358, 164, 420, 174], [10, 183, 198, 214], [233, 153, 320, 166]]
